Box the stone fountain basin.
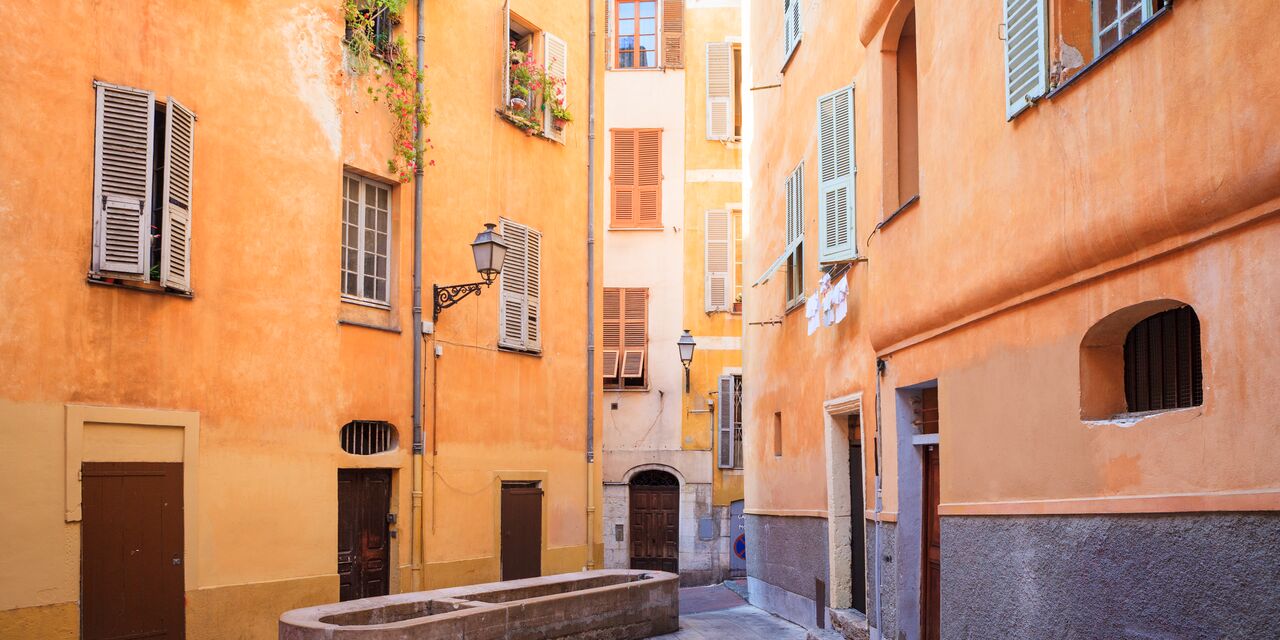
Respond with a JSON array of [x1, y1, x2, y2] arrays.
[[279, 569, 679, 639]]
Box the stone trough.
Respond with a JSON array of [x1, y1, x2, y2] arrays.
[[279, 569, 679, 639]]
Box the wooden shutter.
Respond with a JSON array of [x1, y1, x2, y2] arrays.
[[717, 375, 736, 468], [92, 81, 154, 278], [542, 32, 568, 143], [705, 42, 733, 140], [817, 86, 856, 263], [636, 129, 662, 227], [786, 162, 804, 246], [620, 288, 648, 378], [662, 0, 685, 69], [705, 210, 731, 312], [499, 219, 529, 349], [604, 0, 612, 69], [160, 97, 195, 292], [524, 227, 542, 351], [1003, 0, 1047, 119], [602, 288, 622, 378], [611, 129, 636, 227]]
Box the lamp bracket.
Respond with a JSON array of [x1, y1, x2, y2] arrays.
[[433, 281, 492, 321]]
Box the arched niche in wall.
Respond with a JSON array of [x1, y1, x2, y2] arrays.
[[1080, 299, 1203, 420]]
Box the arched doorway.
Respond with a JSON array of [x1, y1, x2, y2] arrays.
[[629, 469, 679, 573]]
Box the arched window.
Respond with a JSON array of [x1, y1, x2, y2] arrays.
[[1080, 300, 1204, 419], [1123, 306, 1203, 412]]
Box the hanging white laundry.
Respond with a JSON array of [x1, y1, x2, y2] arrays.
[[817, 273, 834, 327], [805, 293, 821, 335], [832, 276, 849, 324]]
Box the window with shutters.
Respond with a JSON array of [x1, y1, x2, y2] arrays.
[[341, 173, 393, 307], [616, 0, 659, 69], [610, 129, 663, 229], [501, 7, 569, 142], [603, 287, 648, 390], [1080, 300, 1203, 420], [817, 86, 857, 263], [89, 81, 195, 295], [782, 0, 802, 70], [1005, 0, 1170, 118], [784, 163, 806, 309], [498, 218, 542, 354], [717, 374, 743, 469]]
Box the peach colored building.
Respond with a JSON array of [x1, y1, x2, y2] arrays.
[[0, 1, 602, 638], [599, 0, 745, 586], [744, 0, 1280, 638]]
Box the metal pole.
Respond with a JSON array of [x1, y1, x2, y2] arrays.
[[410, 0, 427, 592], [584, 0, 599, 570]]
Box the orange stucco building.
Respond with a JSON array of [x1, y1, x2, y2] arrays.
[[0, 1, 603, 638], [744, 0, 1280, 637]]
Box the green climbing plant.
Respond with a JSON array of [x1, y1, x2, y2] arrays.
[[344, 0, 431, 182]]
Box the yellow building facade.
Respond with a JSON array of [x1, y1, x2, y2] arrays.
[[599, 0, 744, 586], [0, 1, 603, 638]]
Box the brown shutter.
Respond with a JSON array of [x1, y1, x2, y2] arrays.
[[636, 129, 662, 228], [620, 288, 648, 378], [662, 0, 685, 68], [602, 288, 622, 379], [160, 97, 195, 292], [611, 129, 636, 227]]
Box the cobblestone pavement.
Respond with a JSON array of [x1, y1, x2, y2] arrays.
[[653, 585, 809, 639]]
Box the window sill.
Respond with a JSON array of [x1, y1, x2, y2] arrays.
[[784, 296, 806, 315], [872, 194, 919, 237], [608, 225, 665, 232], [498, 345, 543, 357], [338, 319, 401, 334], [1083, 405, 1201, 429], [606, 385, 651, 392], [87, 276, 193, 299], [341, 294, 391, 311], [1043, 5, 1173, 103], [780, 39, 801, 74]]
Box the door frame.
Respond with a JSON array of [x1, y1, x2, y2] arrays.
[[822, 392, 865, 611], [627, 469, 681, 574]]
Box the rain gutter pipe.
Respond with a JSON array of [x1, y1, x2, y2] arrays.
[[410, 0, 426, 592]]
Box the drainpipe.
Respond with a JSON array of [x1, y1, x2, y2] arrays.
[[583, 0, 598, 570], [872, 358, 886, 639], [410, 0, 427, 592]]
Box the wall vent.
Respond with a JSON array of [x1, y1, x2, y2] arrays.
[[340, 420, 397, 455]]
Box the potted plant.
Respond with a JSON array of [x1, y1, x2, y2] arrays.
[[550, 103, 572, 131]]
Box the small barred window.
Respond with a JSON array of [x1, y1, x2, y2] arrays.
[[340, 420, 397, 455]]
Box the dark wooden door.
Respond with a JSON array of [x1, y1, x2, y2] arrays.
[[500, 483, 543, 580], [82, 462, 184, 640], [849, 415, 866, 614], [629, 483, 679, 573], [921, 443, 941, 640], [338, 469, 391, 601]]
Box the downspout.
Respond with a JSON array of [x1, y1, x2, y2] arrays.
[[410, 0, 427, 592], [872, 358, 886, 639], [584, 0, 598, 570]]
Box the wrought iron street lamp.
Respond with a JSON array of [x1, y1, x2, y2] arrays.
[[433, 223, 509, 321], [677, 329, 696, 393]]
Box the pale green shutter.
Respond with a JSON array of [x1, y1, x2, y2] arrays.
[[1003, 0, 1047, 119], [817, 86, 856, 263], [717, 374, 735, 468]]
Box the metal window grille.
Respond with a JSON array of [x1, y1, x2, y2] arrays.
[[340, 420, 397, 455], [1123, 306, 1203, 413]]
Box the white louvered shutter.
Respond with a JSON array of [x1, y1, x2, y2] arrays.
[[542, 32, 568, 143], [706, 42, 734, 140], [717, 375, 735, 468], [502, 1, 511, 107], [1003, 0, 1047, 119], [786, 163, 804, 246], [705, 210, 731, 311], [524, 227, 542, 351], [783, 0, 802, 63], [817, 86, 856, 263], [92, 82, 154, 278], [499, 219, 528, 349], [160, 97, 195, 292]]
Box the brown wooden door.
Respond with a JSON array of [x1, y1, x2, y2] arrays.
[[921, 444, 941, 640], [82, 462, 184, 640], [629, 480, 679, 573], [338, 469, 391, 601], [500, 483, 543, 580]]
